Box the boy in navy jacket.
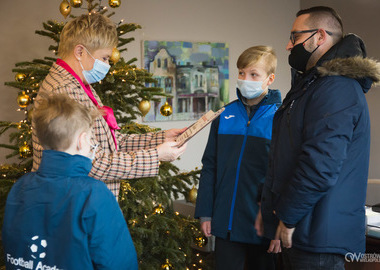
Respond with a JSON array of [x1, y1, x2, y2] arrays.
[[2, 94, 138, 269], [195, 46, 281, 269]]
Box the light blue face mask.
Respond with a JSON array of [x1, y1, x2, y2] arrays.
[[79, 47, 110, 84], [236, 77, 269, 99]]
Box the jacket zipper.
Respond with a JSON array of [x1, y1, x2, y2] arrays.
[[287, 100, 295, 149], [228, 119, 251, 231]]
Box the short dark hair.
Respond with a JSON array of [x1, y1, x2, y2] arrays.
[[297, 6, 343, 41]]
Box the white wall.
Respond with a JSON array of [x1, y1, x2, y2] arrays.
[[0, 0, 299, 171]]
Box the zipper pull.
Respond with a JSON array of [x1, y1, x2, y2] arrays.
[[288, 100, 295, 115], [247, 121, 250, 127]]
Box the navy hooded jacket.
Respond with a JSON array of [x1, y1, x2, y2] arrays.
[[261, 34, 380, 255], [195, 89, 281, 244], [2, 150, 138, 269]]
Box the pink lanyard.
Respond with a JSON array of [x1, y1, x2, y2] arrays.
[[56, 59, 119, 150]]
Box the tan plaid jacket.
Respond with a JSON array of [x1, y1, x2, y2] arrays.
[[32, 63, 164, 198]]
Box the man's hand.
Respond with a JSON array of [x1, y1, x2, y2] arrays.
[[157, 141, 187, 161], [267, 239, 282, 253], [164, 128, 187, 142], [275, 220, 295, 249], [201, 221, 212, 237]]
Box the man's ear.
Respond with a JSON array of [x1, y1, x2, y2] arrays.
[[74, 44, 85, 61], [316, 29, 329, 46]]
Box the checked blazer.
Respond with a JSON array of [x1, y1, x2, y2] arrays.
[[32, 62, 164, 198]]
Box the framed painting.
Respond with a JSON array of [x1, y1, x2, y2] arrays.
[[142, 41, 229, 121]]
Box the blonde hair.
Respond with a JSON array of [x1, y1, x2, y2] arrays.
[[237, 46, 277, 75], [58, 13, 118, 58], [33, 94, 100, 151]]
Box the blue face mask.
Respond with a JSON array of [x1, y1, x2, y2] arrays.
[[79, 47, 110, 84], [236, 77, 269, 99]]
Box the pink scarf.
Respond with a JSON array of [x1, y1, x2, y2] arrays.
[[56, 59, 120, 150]]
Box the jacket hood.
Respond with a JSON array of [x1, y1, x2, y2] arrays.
[[317, 33, 380, 92]]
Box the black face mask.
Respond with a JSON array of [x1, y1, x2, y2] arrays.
[[288, 31, 319, 72]]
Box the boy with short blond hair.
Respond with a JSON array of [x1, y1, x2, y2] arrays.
[[195, 46, 281, 269], [2, 94, 138, 269], [237, 45, 277, 75]]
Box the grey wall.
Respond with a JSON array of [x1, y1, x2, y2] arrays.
[[0, 0, 299, 171], [300, 0, 380, 179]]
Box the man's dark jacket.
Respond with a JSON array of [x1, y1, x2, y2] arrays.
[[262, 34, 380, 255]]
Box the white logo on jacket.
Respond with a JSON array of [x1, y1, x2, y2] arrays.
[[6, 235, 63, 270], [30, 235, 47, 259], [224, 115, 235, 119]]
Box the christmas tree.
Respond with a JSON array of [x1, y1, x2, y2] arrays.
[[0, 0, 212, 269]]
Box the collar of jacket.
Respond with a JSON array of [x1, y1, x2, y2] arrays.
[[316, 33, 380, 92], [283, 68, 319, 108], [37, 150, 92, 177]]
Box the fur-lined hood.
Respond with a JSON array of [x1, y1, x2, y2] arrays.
[[316, 34, 380, 92]]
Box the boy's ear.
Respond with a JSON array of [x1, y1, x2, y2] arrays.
[[268, 73, 275, 85], [76, 131, 87, 151]]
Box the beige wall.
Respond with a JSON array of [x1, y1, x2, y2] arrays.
[[300, 0, 380, 179], [0, 0, 299, 170]]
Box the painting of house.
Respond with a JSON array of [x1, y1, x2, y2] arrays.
[[143, 41, 229, 121]]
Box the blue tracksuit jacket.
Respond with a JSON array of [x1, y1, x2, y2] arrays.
[[2, 150, 138, 269], [195, 89, 281, 244]]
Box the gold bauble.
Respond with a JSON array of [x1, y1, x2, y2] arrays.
[[138, 100, 151, 117], [110, 48, 121, 63], [160, 101, 173, 117], [109, 0, 121, 8], [161, 259, 174, 270], [17, 92, 31, 108], [70, 0, 82, 8], [15, 73, 26, 82], [195, 235, 208, 248], [188, 185, 198, 204], [153, 204, 164, 215], [59, 0, 71, 18], [19, 142, 32, 158]]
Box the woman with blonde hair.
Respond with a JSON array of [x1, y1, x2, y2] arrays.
[[33, 13, 187, 198]]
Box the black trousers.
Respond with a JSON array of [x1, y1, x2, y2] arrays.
[[215, 236, 277, 270], [281, 247, 345, 270]]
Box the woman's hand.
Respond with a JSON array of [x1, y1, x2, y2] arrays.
[[157, 141, 187, 161], [164, 128, 187, 142]]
